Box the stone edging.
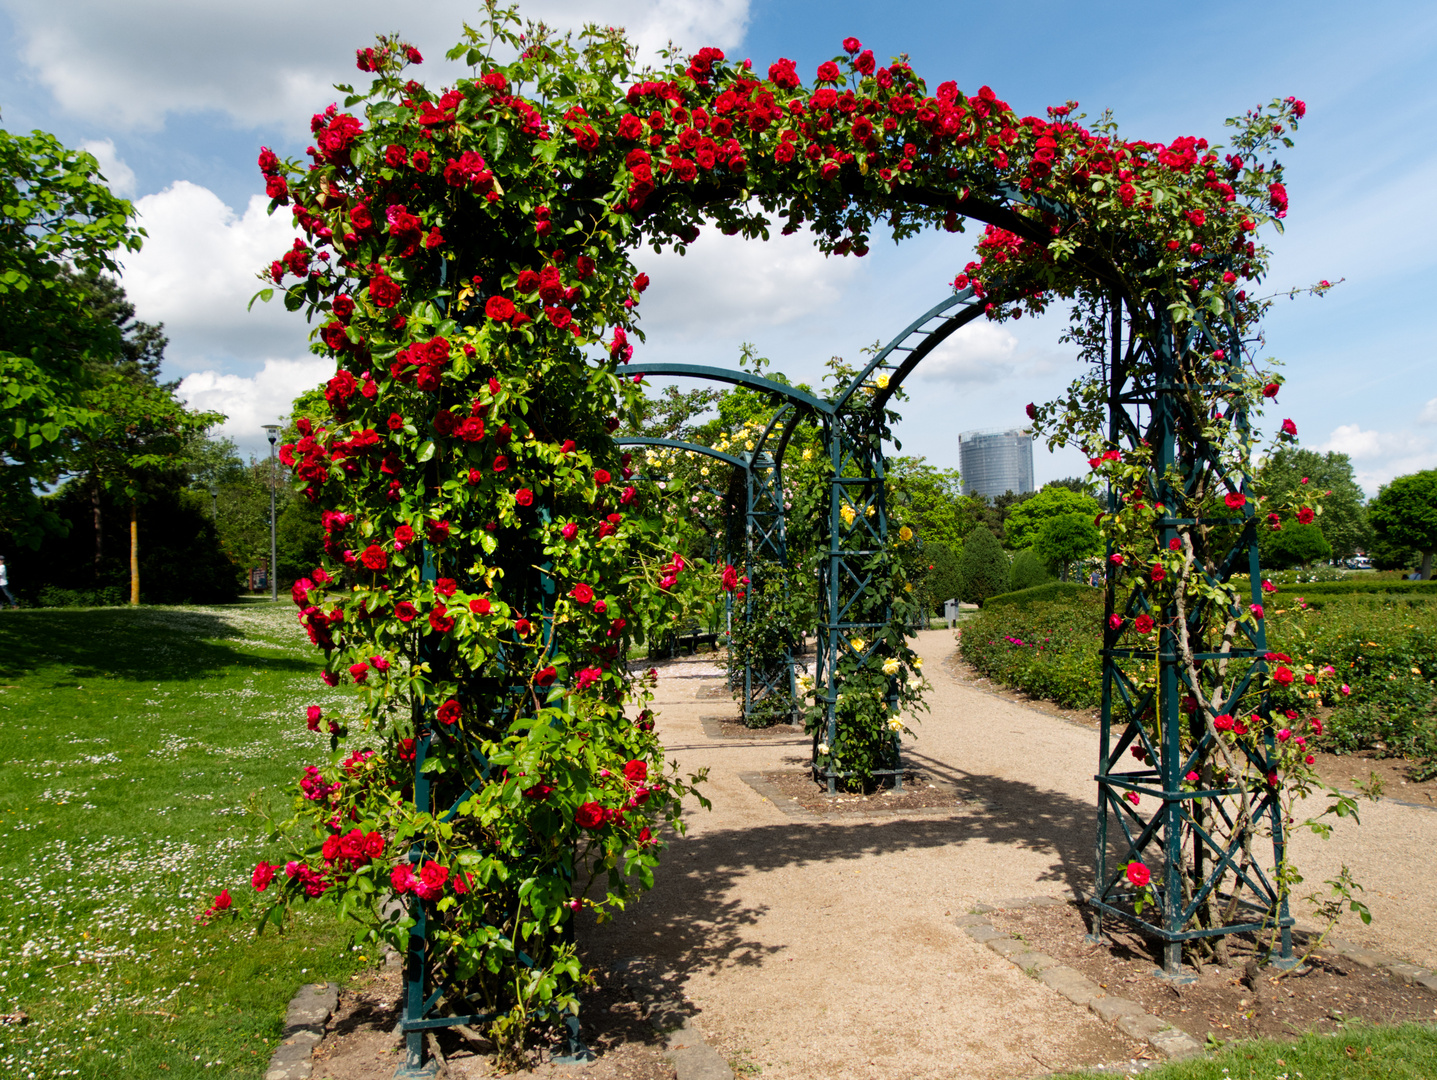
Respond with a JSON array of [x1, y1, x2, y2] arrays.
[[698, 715, 807, 742], [265, 982, 339, 1080], [738, 770, 972, 820], [610, 958, 734, 1080], [960, 896, 1437, 1066], [955, 897, 1204, 1061]]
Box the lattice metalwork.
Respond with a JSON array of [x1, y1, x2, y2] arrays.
[[1088, 298, 1294, 976]]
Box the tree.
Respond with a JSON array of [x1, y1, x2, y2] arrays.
[[1008, 547, 1054, 591], [918, 541, 962, 613], [1258, 521, 1332, 570], [1004, 485, 1103, 551], [1256, 447, 1371, 559], [1033, 511, 1102, 579], [956, 525, 1010, 605], [1, 124, 144, 546], [1368, 470, 1437, 579], [888, 457, 969, 553]]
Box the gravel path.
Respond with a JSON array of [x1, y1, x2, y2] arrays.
[[588, 632, 1437, 1079]]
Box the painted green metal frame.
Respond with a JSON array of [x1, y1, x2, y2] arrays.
[[1087, 294, 1294, 977]]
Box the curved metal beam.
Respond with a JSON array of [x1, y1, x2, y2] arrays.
[[830, 289, 983, 415], [616, 436, 750, 472], [626, 363, 834, 415]]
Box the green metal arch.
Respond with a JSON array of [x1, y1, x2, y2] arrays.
[[616, 436, 751, 472], [625, 362, 835, 415]]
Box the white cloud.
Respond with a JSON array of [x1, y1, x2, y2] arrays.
[[3, 0, 750, 130], [632, 226, 861, 337], [121, 181, 305, 370], [912, 321, 1021, 384], [1318, 423, 1437, 496], [177, 357, 333, 458], [79, 138, 135, 197], [1421, 397, 1437, 425]]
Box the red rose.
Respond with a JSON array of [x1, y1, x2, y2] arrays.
[[349, 661, 370, 682], [1134, 614, 1155, 634], [514, 618, 531, 636], [1125, 861, 1151, 888], [515, 488, 534, 506], [1273, 665, 1295, 686], [1281, 418, 1298, 436], [1263, 382, 1280, 398], [252, 862, 277, 891], [535, 666, 557, 687], [855, 50, 875, 76], [434, 577, 457, 598], [1297, 507, 1315, 524], [485, 296, 517, 321], [360, 544, 388, 571], [575, 802, 605, 830], [571, 583, 595, 604], [395, 524, 415, 545], [369, 271, 401, 308], [816, 60, 841, 82], [1224, 492, 1246, 510], [624, 759, 648, 785], [429, 604, 455, 633], [593, 468, 611, 485], [436, 698, 462, 725], [493, 455, 508, 473], [306, 705, 322, 731], [842, 36, 861, 53], [469, 597, 491, 615], [1150, 565, 1165, 582], [394, 601, 417, 623]]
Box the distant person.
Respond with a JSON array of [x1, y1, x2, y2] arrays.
[[1089, 570, 1101, 588], [0, 556, 14, 608]]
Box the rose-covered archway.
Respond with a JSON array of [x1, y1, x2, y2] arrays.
[[253, 6, 1332, 1067]]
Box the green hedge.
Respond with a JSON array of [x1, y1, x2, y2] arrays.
[[983, 581, 1098, 610], [960, 590, 1437, 771], [1267, 579, 1437, 599]]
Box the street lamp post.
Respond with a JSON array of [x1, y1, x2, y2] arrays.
[[264, 424, 282, 601]]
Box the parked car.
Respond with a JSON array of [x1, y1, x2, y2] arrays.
[[1344, 556, 1372, 570]]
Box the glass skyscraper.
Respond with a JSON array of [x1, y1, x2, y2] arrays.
[[958, 428, 1035, 499]]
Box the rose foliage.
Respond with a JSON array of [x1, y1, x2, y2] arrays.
[[250, 2, 1323, 1019]]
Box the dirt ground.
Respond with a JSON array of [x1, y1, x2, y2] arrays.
[[311, 965, 674, 1080], [305, 636, 1437, 1079], [986, 899, 1437, 1044]]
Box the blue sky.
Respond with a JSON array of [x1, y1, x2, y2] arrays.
[[3, 0, 1433, 494]]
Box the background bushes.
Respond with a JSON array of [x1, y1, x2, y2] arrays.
[[960, 588, 1437, 772]]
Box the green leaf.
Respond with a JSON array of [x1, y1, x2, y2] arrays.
[[487, 127, 509, 161], [416, 440, 436, 462]]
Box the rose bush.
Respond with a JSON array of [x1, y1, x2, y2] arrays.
[[247, 0, 1321, 1026]]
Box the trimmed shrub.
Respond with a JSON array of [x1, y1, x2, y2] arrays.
[[985, 581, 1094, 609], [1009, 547, 1054, 593], [959, 590, 1104, 709], [956, 526, 1010, 607]]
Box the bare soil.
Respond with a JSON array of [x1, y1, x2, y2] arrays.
[[707, 715, 807, 740], [311, 964, 674, 1080], [756, 768, 966, 815], [986, 899, 1437, 1045]]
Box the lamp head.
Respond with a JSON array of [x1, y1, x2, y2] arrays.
[[263, 423, 282, 446]]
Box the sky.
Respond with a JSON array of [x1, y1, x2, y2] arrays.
[[3, 0, 1434, 495]]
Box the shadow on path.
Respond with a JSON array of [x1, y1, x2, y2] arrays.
[[590, 767, 1100, 989]]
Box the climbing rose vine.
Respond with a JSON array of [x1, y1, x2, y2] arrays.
[[249, 1, 1316, 1031]]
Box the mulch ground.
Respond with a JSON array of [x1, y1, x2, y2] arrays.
[[757, 768, 966, 815], [985, 899, 1437, 1046], [311, 963, 674, 1080]]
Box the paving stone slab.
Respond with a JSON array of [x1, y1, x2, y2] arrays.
[[1115, 1012, 1167, 1041], [1149, 1029, 1204, 1059], [985, 937, 1030, 959], [1012, 951, 1061, 973], [1089, 995, 1146, 1023], [963, 924, 1008, 944], [1038, 966, 1104, 1007], [952, 913, 989, 928], [1382, 962, 1428, 986]]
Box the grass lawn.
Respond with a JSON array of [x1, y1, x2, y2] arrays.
[[1050, 1024, 1437, 1078], [0, 599, 373, 1079]]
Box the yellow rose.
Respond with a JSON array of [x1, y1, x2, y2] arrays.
[[876, 373, 890, 389], [898, 526, 913, 542], [882, 658, 901, 676], [850, 637, 865, 652], [840, 505, 857, 527]]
